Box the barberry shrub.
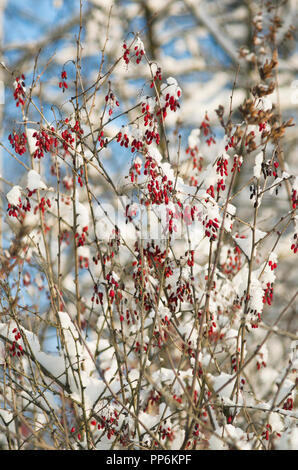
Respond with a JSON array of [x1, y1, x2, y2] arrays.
[[0, 2, 297, 451]]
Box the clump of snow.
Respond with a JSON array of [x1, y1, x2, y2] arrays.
[[254, 152, 263, 178], [249, 277, 264, 313], [6, 185, 22, 206], [160, 76, 182, 101], [209, 424, 251, 450], [27, 170, 47, 191], [212, 372, 236, 400], [76, 198, 89, 230], [233, 229, 267, 258], [188, 128, 200, 148], [275, 427, 298, 450], [273, 378, 296, 406]]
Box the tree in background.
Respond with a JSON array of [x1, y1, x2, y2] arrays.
[[0, 0, 297, 450]]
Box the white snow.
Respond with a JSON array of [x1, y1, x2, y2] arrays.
[[27, 170, 47, 191], [253, 152, 263, 179]]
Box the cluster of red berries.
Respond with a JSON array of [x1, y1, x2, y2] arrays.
[[34, 197, 51, 215], [257, 359, 267, 370], [283, 397, 293, 410], [206, 185, 215, 199], [200, 113, 210, 137], [216, 156, 229, 177], [130, 136, 143, 153], [186, 145, 203, 174], [263, 282, 273, 305], [122, 43, 130, 64], [7, 199, 22, 218], [75, 226, 88, 247], [71, 120, 84, 137], [221, 245, 242, 276], [225, 135, 235, 152], [79, 256, 89, 269], [168, 280, 193, 311], [150, 66, 162, 88], [77, 168, 84, 187], [142, 101, 154, 127], [268, 259, 277, 271], [143, 156, 174, 206], [116, 131, 129, 148], [231, 155, 243, 173], [98, 130, 108, 148], [9, 328, 24, 358], [216, 178, 226, 194], [134, 42, 145, 64], [105, 92, 120, 116], [123, 39, 145, 65], [199, 114, 216, 146], [129, 158, 142, 183], [159, 423, 174, 442], [59, 230, 71, 245], [187, 250, 195, 267], [262, 424, 272, 441], [32, 128, 57, 159], [157, 90, 181, 120], [203, 217, 220, 240], [106, 272, 120, 304], [144, 390, 161, 411], [13, 75, 26, 107], [291, 189, 298, 209], [144, 127, 160, 146], [61, 128, 75, 152], [119, 308, 139, 324], [91, 283, 103, 305], [290, 233, 298, 254]]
